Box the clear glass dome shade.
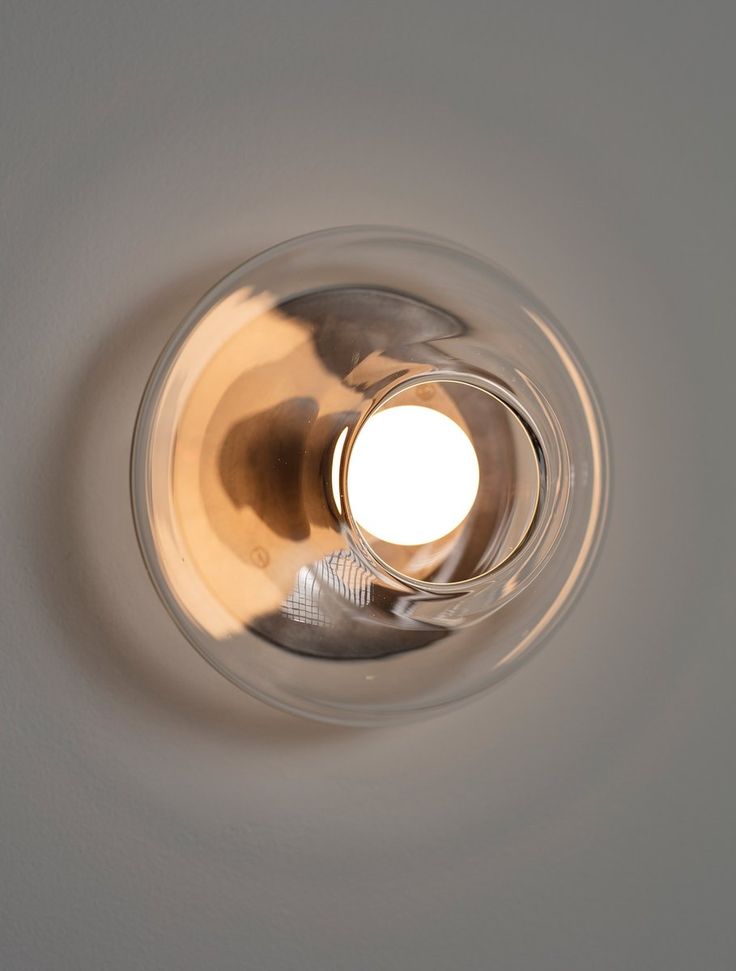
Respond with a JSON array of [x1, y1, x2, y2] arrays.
[[131, 227, 609, 724]]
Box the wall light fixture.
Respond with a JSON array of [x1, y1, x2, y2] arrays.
[[131, 227, 608, 725]]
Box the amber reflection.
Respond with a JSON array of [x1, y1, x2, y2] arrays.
[[168, 285, 535, 658], [172, 289, 451, 638]]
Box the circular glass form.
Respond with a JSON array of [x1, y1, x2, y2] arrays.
[[341, 377, 541, 586], [131, 227, 609, 725]]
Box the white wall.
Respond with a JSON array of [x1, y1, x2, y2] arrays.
[[2, 2, 735, 968]]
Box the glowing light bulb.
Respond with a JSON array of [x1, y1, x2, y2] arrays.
[[343, 405, 480, 546]]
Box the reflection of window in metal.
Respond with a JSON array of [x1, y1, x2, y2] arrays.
[[281, 551, 373, 627]]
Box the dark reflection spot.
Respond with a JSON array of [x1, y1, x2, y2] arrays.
[[279, 287, 467, 379], [218, 397, 319, 541]]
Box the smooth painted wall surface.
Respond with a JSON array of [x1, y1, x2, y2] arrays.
[[1, 2, 735, 968]]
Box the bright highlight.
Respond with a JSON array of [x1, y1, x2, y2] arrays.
[[344, 405, 480, 546]]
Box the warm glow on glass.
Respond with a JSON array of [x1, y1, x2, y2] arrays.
[[342, 405, 480, 546], [132, 228, 607, 724]]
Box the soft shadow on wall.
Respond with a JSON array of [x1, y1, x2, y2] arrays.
[[30, 253, 357, 748]]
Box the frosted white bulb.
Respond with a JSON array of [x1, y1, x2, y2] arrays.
[[345, 405, 480, 546]]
